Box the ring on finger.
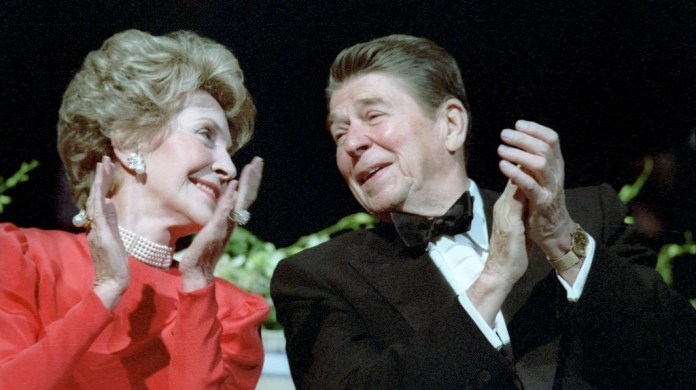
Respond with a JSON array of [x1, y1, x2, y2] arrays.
[[228, 209, 251, 226]]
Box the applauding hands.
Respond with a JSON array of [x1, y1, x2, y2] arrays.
[[180, 157, 264, 291]]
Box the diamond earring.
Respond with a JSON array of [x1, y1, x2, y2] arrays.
[[127, 152, 146, 175]]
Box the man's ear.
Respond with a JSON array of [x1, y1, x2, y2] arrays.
[[440, 99, 468, 153]]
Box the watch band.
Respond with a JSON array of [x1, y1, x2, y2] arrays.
[[547, 225, 587, 272], [549, 250, 581, 272]]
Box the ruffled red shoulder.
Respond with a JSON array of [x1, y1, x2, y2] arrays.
[[214, 278, 270, 326]]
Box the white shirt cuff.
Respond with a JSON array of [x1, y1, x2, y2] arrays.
[[458, 292, 510, 350], [557, 233, 596, 301]]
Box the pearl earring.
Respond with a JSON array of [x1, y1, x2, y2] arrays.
[[127, 152, 146, 174], [72, 210, 92, 229]]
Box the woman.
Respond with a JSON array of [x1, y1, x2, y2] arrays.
[[0, 29, 268, 389]]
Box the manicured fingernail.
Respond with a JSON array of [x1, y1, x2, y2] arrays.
[[516, 120, 529, 129], [501, 129, 514, 140]]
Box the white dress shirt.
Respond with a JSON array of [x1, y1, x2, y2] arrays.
[[427, 179, 596, 350]]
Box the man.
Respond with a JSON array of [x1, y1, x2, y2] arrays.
[[271, 35, 696, 389]]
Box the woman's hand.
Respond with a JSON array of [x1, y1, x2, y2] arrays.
[[179, 157, 264, 292], [88, 156, 130, 309]]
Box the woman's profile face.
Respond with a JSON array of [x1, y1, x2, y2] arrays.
[[133, 90, 236, 236]]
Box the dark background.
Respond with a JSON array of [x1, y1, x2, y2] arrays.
[[1, 1, 695, 250]]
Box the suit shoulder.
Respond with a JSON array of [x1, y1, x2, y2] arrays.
[[565, 183, 626, 217], [283, 228, 377, 263], [277, 224, 401, 268]]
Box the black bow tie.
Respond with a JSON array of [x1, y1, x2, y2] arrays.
[[390, 191, 474, 249]]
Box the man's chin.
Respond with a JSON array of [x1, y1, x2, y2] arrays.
[[360, 200, 401, 223]]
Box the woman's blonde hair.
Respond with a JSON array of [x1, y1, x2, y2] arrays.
[[57, 29, 255, 208]]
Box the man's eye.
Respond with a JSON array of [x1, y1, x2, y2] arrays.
[[333, 131, 345, 143], [366, 112, 384, 123]]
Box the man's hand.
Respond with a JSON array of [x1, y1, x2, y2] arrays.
[[497, 120, 580, 275], [467, 180, 529, 325]]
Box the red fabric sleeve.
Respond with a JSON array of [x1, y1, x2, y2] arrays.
[[0, 223, 113, 388], [168, 282, 269, 390]]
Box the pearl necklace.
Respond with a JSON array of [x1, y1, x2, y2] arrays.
[[118, 226, 173, 270]]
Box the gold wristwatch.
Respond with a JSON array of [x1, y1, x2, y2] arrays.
[[548, 225, 588, 272]]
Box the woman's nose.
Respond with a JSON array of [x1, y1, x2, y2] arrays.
[[212, 149, 237, 182]]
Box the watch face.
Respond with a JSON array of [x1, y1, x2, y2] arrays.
[[573, 228, 589, 257]]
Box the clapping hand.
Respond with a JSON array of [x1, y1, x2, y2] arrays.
[[87, 156, 130, 309], [468, 180, 529, 325], [497, 120, 579, 273], [179, 157, 264, 291]]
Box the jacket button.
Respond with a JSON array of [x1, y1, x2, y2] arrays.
[[479, 370, 492, 383]]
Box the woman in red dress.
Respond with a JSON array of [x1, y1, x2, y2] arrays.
[[0, 29, 269, 389]]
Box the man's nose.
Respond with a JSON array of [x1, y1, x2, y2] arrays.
[[342, 123, 372, 157]]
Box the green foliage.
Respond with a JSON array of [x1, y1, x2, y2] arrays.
[[214, 212, 378, 329], [618, 156, 653, 205], [618, 155, 695, 308], [655, 231, 696, 308], [0, 160, 40, 213], [618, 156, 653, 225]]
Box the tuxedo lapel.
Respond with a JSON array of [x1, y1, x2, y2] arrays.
[[348, 226, 456, 331]]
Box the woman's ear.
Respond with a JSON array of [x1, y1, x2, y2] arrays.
[[111, 139, 134, 170], [111, 141, 130, 168], [440, 99, 468, 153], [111, 140, 146, 176]]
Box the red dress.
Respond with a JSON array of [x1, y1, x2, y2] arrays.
[[0, 223, 270, 389]]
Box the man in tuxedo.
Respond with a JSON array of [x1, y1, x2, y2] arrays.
[[270, 35, 696, 389]]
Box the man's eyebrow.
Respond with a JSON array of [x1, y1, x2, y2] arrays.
[[327, 96, 389, 127], [355, 96, 388, 109]]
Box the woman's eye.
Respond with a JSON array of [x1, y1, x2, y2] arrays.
[[199, 128, 214, 141]]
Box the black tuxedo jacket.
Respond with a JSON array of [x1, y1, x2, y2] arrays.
[[271, 184, 696, 389]]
